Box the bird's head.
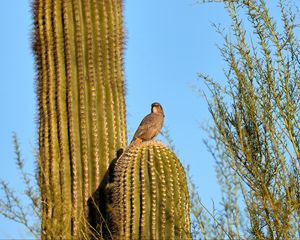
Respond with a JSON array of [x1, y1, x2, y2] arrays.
[[151, 102, 164, 116]]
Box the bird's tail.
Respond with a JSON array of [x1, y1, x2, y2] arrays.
[[116, 138, 142, 161], [129, 137, 142, 146]]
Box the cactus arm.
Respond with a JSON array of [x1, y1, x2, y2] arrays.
[[112, 141, 191, 239]]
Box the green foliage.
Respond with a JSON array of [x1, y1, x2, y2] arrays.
[[112, 141, 191, 239], [193, 0, 300, 239], [0, 133, 41, 238]]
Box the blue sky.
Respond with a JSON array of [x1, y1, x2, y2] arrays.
[[0, 1, 231, 238]]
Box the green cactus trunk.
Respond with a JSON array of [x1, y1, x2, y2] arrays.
[[33, 0, 126, 238], [112, 141, 191, 239]]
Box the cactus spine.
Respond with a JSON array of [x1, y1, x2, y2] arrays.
[[112, 141, 191, 239], [33, 0, 126, 238]]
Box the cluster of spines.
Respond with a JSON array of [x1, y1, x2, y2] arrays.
[[32, 0, 126, 238], [112, 141, 191, 239]]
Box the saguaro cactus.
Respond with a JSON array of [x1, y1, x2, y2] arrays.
[[112, 141, 191, 239], [33, 0, 191, 239], [33, 0, 126, 238]]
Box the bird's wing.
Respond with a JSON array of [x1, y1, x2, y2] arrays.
[[133, 113, 157, 138]]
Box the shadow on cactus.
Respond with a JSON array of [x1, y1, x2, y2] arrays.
[[87, 148, 123, 239]]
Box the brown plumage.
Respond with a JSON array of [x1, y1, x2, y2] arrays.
[[130, 102, 164, 145]]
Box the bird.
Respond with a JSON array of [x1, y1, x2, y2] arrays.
[[130, 102, 165, 145]]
